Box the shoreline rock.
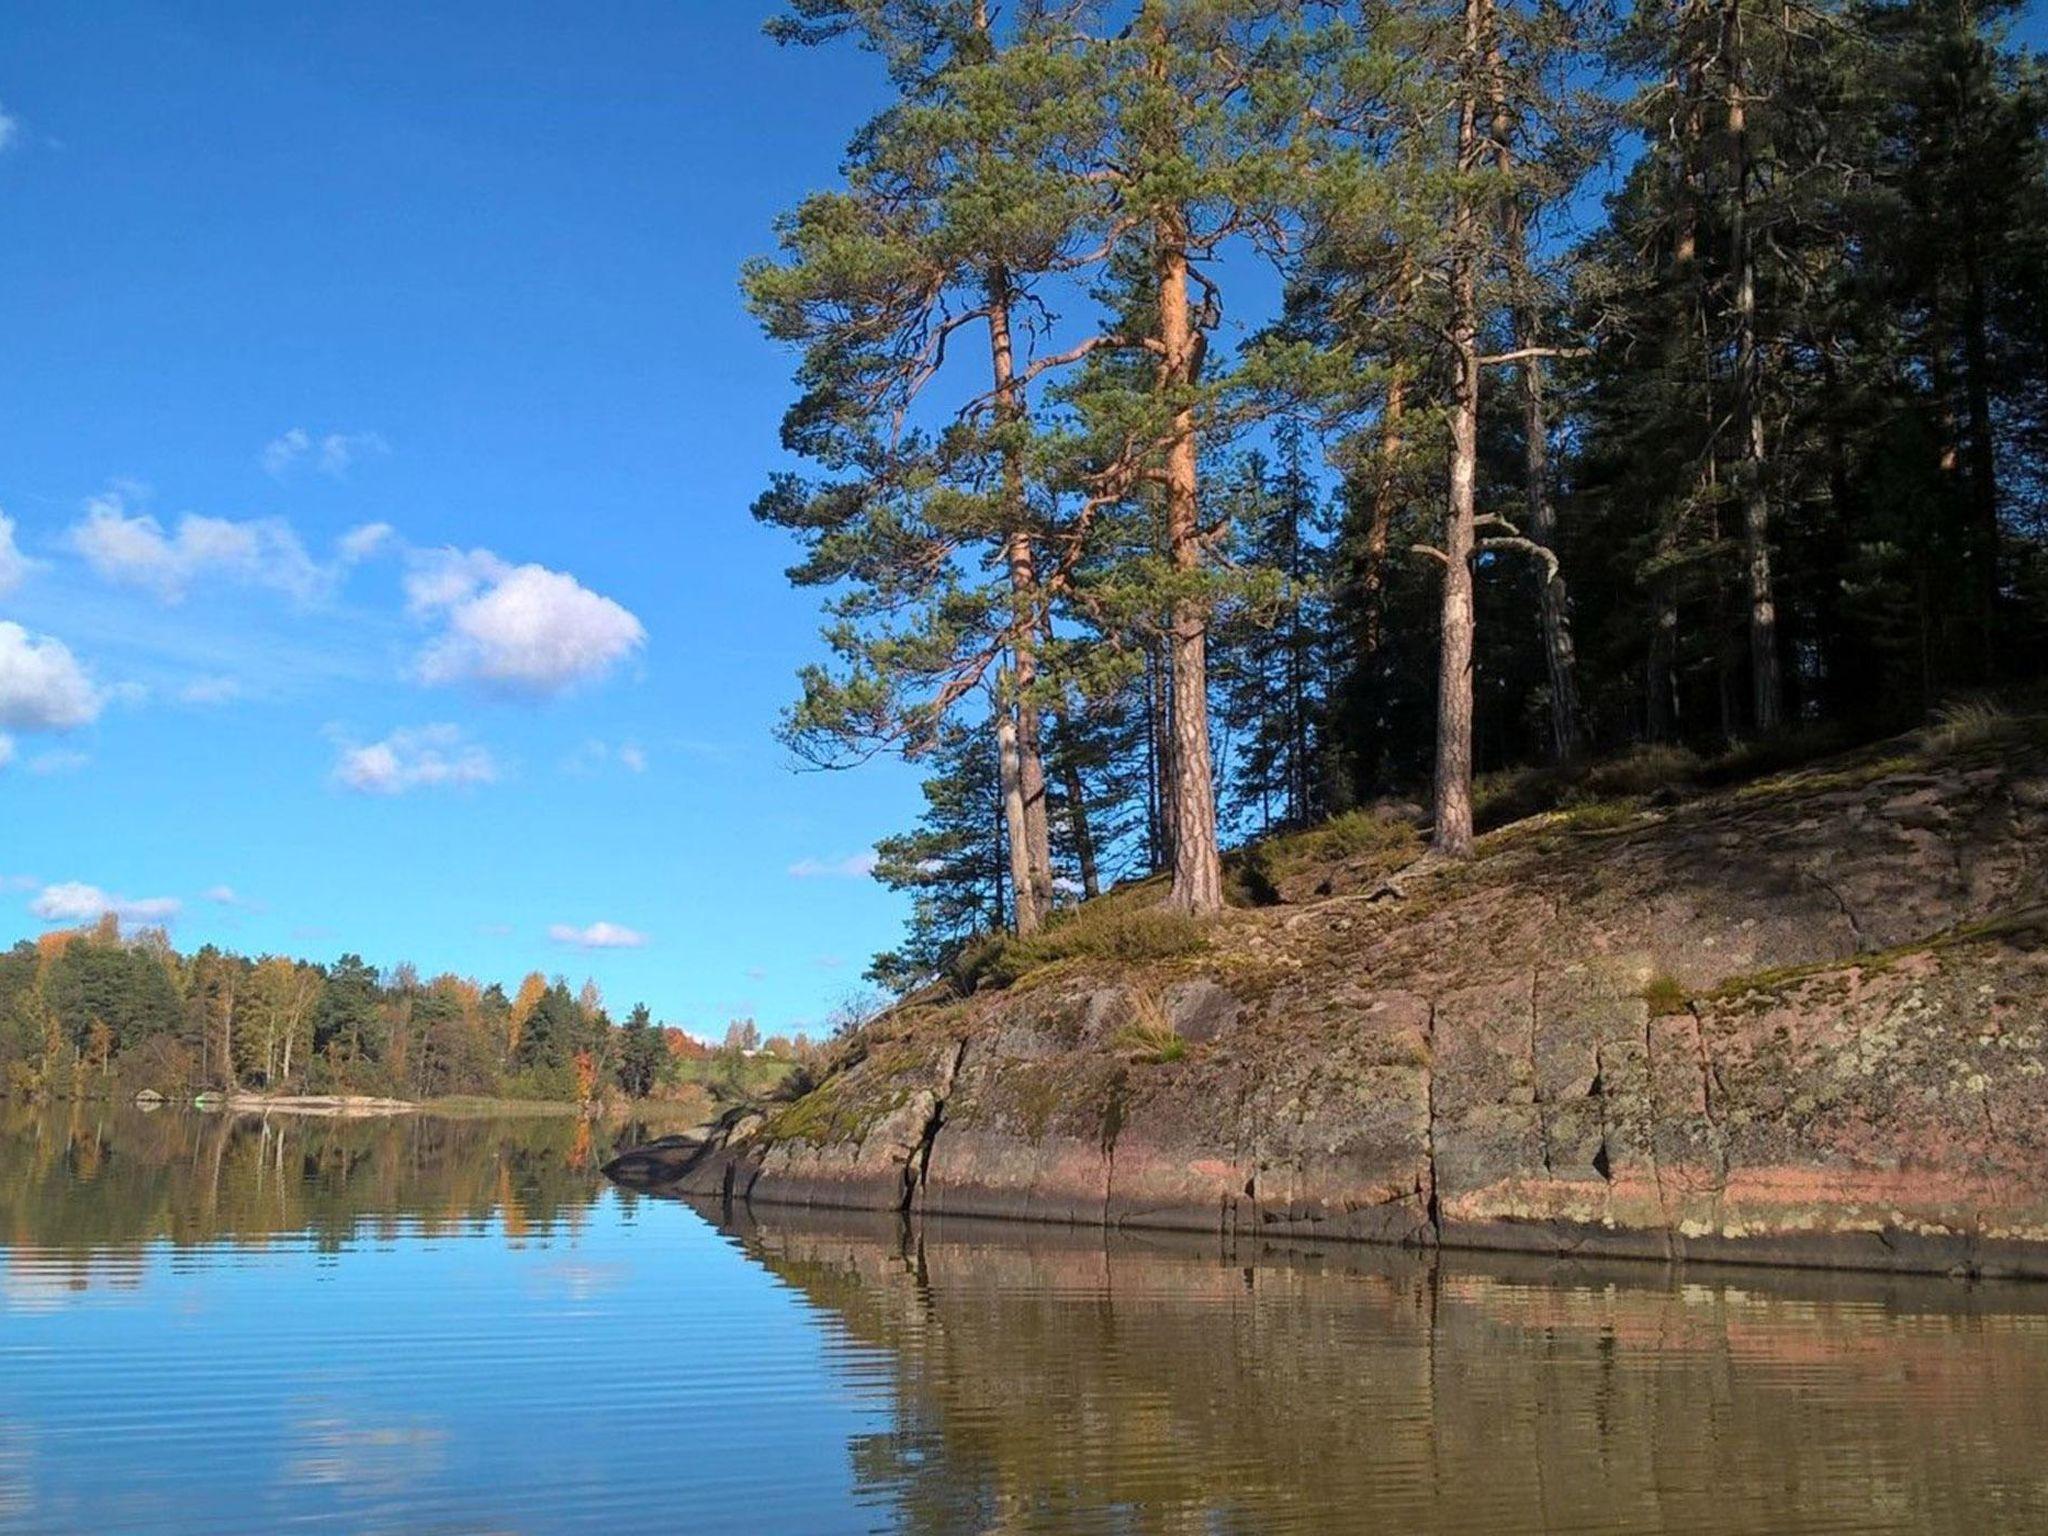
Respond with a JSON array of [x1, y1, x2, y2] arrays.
[[609, 734, 2048, 1281]]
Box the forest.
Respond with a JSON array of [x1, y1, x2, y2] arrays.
[[745, 0, 2048, 986], [0, 914, 810, 1105]]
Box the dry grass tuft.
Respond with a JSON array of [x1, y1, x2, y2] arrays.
[[1917, 697, 2016, 755]]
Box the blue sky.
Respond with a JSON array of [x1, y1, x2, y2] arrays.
[[7, 4, 2044, 1040], [0, 3, 923, 1037]]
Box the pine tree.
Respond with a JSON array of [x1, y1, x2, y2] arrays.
[[865, 717, 1010, 989], [748, 0, 1110, 935]]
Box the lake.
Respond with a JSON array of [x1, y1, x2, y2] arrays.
[[2, 1103, 2045, 1534]]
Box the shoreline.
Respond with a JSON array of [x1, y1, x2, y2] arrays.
[[604, 732, 2048, 1287], [218, 1093, 421, 1118], [608, 1133, 2048, 1285]]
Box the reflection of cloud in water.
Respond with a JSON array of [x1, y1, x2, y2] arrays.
[[283, 1411, 448, 1497], [523, 1258, 630, 1304], [0, 1251, 144, 1314]]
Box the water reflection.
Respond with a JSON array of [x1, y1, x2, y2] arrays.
[[713, 1201, 2048, 1536], [4, 1103, 2048, 1533], [0, 1099, 616, 1263]]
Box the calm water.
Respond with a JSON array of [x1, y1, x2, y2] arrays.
[[3, 1106, 2047, 1534]]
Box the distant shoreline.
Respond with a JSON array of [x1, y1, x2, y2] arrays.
[[148, 1092, 587, 1119], [219, 1093, 420, 1118]]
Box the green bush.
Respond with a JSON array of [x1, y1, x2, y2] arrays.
[[1641, 974, 1691, 1017], [961, 903, 1209, 991], [1580, 745, 1701, 800], [1233, 808, 1421, 904]]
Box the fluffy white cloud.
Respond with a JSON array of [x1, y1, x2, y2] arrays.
[[788, 852, 879, 880], [0, 622, 103, 731], [70, 489, 327, 604], [30, 882, 181, 925], [202, 885, 240, 905], [407, 548, 645, 697], [331, 724, 499, 795], [548, 921, 649, 950], [263, 428, 389, 478], [0, 511, 31, 595], [67, 491, 391, 607], [617, 742, 649, 773]]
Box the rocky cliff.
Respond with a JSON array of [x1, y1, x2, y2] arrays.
[[611, 723, 2048, 1279]]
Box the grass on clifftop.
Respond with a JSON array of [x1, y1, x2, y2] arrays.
[[1223, 700, 2047, 909], [928, 699, 2045, 994], [953, 888, 1209, 993]]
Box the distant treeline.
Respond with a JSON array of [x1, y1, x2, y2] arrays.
[[745, 0, 2048, 987], [0, 915, 817, 1104]]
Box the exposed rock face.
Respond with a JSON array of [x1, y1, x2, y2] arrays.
[[608, 735, 2048, 1279]]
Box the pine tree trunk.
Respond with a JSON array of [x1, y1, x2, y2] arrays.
[[1060, 756, 1100, 900], [1521, 353, 1583, 762], [1490, 33, 1583, 763], [1724, 0, 1782, 733], [1040, 614, 1102, 903], [1959, 239, 2002, 674], [1285, 497, 1311, 825], [1432, 0, 1488, 861], [986, 268, 1054, 932], [995, 692, 1037, 936], [1155, 221, 1224, 914], [1363, 366, 1405, 666], [1651, 13, 1708, 744], [1144, 640, 1169, 875]]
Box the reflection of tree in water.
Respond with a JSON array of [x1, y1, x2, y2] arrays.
[[0, 1102, 614, 1264], [722, 1205, 2048, 1536]]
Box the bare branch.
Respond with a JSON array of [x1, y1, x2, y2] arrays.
[[1475, 345, 1590, 367], [1479, 535, 1560, 584]]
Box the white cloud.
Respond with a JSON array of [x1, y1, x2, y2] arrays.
[[407, 548, 645, 697], [30, 882, 181, 925], [330, 724, 498, 795], [788, 852, 879, 880], [0, 734, 12, 768], [0, 622, 103, 731], [261, 428, 311, 477], [177, 676, 243, 706], [202, 885, 240, 905], [0, 510, 31, 595], [548, 921, 648, 950], [337, 522, 394, 563], [564, 738, 649, 775], [0, 103, 17, 155], [263, 428, 389, 479], [25, 748, 89, 776], [70, 489, 327, 604]]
